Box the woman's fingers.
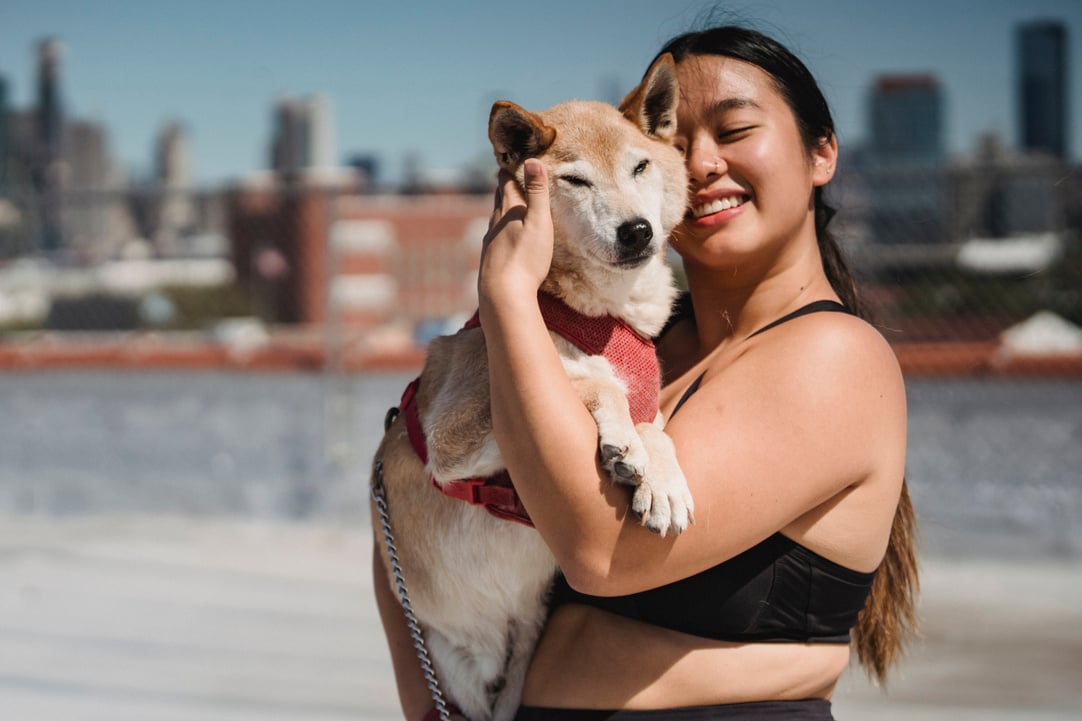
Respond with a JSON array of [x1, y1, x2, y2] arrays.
[[521, 159, 548, 206], [479, 158, 554, 297], [488, 168, 522, 231], [520, 159, 552, 236], [499, 167, 525, 211]]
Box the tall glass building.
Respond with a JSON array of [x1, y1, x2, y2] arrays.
[[864, 74, 947, 246], [1017, 20, 1068, 159], [0, 75, 9, 192], [869, 74, 944, 163]]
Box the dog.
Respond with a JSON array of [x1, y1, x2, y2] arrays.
[[372, 54, 691, 721]]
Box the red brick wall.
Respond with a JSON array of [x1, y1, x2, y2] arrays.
[[229, 188, 490, 329]]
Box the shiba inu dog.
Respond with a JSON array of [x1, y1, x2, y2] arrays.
[[373, 54, 691, 721]]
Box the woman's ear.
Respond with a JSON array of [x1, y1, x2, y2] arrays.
[[811, 132, 838, 187]]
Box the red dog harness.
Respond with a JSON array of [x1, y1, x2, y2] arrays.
[[397, 291, 660, 527]]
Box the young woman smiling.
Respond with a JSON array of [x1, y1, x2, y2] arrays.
[[477, 25, 919, 721]]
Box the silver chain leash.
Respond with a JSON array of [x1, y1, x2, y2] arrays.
[[372, 457, 454, 721]]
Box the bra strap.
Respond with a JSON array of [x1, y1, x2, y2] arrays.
[[669, 301, 851, 419], [748, 299, 849, 339]]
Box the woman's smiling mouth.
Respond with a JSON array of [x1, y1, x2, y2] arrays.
[[690, 194, 749, 219]]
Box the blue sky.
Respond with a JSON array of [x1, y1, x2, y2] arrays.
[[1, 0, 1080, 187]]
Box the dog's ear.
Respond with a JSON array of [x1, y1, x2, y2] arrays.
[[619, 53, 679, 141], [488, 101, 556, 170]]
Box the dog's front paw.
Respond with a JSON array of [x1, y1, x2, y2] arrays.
[[630, 472, 694, 537], [628, 423, 695, 537]]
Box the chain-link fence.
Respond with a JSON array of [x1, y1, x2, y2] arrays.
[[833, 158, 1082, 348]]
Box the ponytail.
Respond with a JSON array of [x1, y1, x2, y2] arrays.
[[817, 185, 921, 684], [853, 484, 920, 683], [814, 187, 861, 317]]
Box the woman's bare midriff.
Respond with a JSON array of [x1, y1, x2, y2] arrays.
[[521, 604, 851, 710]]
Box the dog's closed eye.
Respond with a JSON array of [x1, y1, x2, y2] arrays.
[[559, 174, 592, 188]]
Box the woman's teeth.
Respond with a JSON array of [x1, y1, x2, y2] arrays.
[[692, 195, 747, 218]]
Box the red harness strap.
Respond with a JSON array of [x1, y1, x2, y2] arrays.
[[398, 291, 660, 527], [399, 377, 532, 526]]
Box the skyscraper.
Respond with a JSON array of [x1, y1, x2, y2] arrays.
[[154, 121, 196, 254], [36, 39, 64, 159], [0, 74, 10, 192], [863, 74, 948, 246], [1017, 20, 1069, 159], [868, 74, 944, 163], [270, 95, 335, 178], [35, 38, 65, 253]]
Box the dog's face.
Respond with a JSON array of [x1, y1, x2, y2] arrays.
[[488, 54, 687, 276]]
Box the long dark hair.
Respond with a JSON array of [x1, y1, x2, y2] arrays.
[[653, 25, 919, 684]]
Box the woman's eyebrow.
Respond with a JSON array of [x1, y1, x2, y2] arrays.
[[709, 97, 762, 115]]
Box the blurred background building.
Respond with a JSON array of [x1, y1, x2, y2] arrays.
[[1018, 20, 1069, 159], [858, 73, 949, 257], [270, 94, 336, 180]]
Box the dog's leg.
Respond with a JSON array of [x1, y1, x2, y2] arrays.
[[490, 619, 546, 721], [425, 607, 548, 721], [570, 377, 650, 486], [425, 399, 501, 484], [630, 421, 694, 536], [571, 377, 694, 537], [419, 332, 508, 483], [426, 629, 491, 721], [424, 385, 497, 481]]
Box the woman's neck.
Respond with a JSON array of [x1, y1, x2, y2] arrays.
[[682, 241, 836, 354]]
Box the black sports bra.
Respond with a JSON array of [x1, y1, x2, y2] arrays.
[[550, 298, 876, 644]]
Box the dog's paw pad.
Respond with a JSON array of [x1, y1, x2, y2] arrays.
[[612, 461, 641, 483], [601, 444, 645, 486], [601, 444, 628, 464]]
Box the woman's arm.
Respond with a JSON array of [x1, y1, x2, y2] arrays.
[[478, 161, 642, 587]]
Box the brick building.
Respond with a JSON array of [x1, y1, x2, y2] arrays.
[[228, 183, 491, 338]]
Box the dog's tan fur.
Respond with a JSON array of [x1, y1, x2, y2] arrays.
[[373, 55, 690, 721]]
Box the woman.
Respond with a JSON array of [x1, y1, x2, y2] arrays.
[[380, 24, 918, 721]]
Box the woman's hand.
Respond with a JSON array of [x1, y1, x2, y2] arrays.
[[478, 158, 554, 307]]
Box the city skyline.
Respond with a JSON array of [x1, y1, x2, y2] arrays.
[[1, 0, 1080, 187]]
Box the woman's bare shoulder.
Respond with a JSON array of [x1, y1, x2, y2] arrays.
[[742, 310, 904, 401], [674, 309, 906, 501]]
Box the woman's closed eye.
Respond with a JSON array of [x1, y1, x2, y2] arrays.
[[717, 125, 755, 142]]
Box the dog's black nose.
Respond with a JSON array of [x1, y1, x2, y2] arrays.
[[616, 218, 653, 255]]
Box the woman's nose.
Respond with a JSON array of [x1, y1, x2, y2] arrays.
[[686, 142, 723, 184]]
